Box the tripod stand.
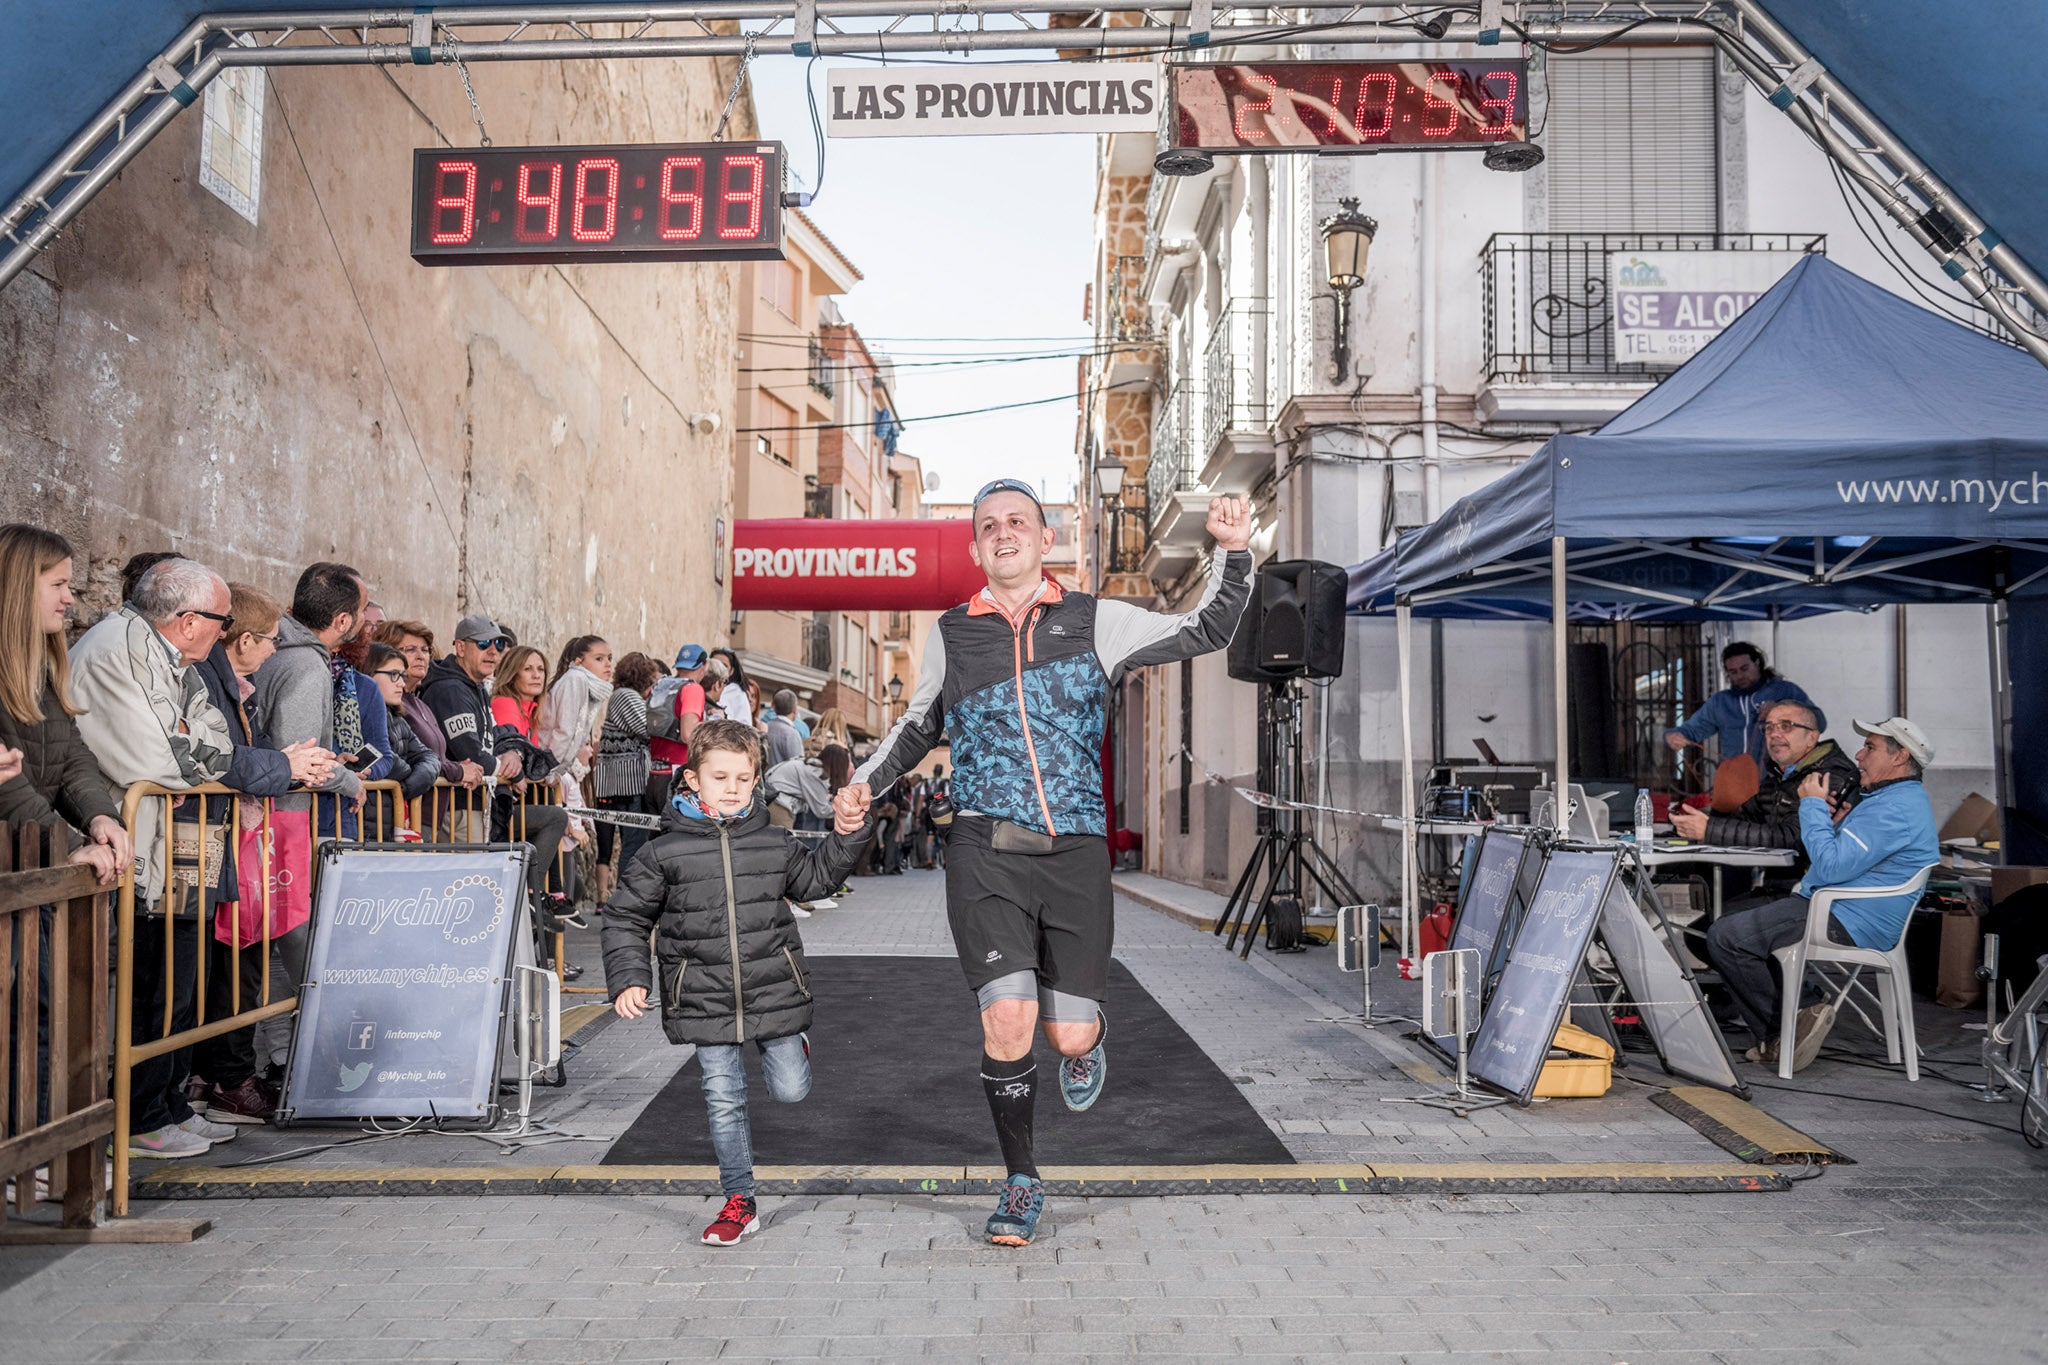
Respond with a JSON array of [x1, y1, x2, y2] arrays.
[[1215, 678, 1363, 958]]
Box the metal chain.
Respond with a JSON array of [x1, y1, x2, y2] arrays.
[[711, 32, 758, 142], [443, 40, 492, 147]]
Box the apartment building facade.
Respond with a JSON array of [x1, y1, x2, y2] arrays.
[[731, 211, 933, 739], [1077, 38, 1999, 897]]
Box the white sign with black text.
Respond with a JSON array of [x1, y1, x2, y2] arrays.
[[826, 63, 1162, 138], [1609, 250, 1809, 366]]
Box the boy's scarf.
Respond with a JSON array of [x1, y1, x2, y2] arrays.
[[672, 789, 755, 825]]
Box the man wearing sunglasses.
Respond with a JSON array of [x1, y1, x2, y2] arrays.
[[421, 614, 572, 925], [837, 477, 1253, 1247]]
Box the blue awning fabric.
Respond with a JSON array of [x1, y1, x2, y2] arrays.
[[1347, 257, 2048, 621]]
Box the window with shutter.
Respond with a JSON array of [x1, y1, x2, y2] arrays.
[[1545, 48, 1719, 233]]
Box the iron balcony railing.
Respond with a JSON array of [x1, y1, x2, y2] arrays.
[[1480, 233, 1826, 382], [1201, 296, 1270, 455], [807, 336, 835, 398], [1105, 253, 1153, 344], [1105, 498, 1150, 576], [802, 613, 833, 673], [1147, 381, 1195, 527]]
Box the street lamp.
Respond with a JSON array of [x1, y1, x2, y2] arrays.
[[887, 674, 903, 704], [1319, 197, 1377, 385], [1095, 457, 1126, 504]]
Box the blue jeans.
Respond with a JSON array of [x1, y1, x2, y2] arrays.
[[1705, 894, 1853, 1040], [697, 1034, 812, 1195]]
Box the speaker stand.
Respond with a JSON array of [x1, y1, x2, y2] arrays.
[[1214, 680, 1364, 958]]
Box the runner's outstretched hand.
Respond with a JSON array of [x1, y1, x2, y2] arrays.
[[1206, 494, 1253, 552], [834, 781, 872, 828]]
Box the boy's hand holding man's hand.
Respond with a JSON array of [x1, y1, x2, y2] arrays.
[[834, 781, 872, 828], [833, 801, 867, 836], [613, 986, 649, 1019]]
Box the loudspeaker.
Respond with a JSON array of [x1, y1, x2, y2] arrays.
[[1228, 559, 1348, 683]]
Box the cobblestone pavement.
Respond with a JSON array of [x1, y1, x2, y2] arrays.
[[4, 868, 2046, 1361]]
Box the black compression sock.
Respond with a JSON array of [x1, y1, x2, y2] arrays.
[[979, 1052, 1038, 1180]]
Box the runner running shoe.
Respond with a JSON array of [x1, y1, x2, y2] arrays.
[[701, 1193, 760, 1246], [1059, 1024, 1108, 1113], [985, 1173, 1045, 1246]]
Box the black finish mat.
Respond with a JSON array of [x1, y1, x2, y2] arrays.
[[602, 955, 1296, 1167]]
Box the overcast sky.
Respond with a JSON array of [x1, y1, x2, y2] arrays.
[[747, 56, 1095, 505]]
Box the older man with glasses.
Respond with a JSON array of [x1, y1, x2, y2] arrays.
[[1670, 699, 1859, 894], [69, 556, 244, 1159], [1705, 716, 1940, 1073]]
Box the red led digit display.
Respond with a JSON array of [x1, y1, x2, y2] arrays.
[[411, 141, 785, 266], [1169, 61, 1527, 153]]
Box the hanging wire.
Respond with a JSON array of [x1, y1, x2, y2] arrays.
[[441, 40, 492, 146], [712, 32, 758, 141]]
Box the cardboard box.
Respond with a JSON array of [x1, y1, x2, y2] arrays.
[[1941, 793, 2000, 844], [1991, 866, 2048, 907]]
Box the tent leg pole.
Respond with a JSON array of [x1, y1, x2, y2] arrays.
[[1552, 537, 1570, 826], [1990, 601, 2013, 850], [1398, 602, 1418, 965]]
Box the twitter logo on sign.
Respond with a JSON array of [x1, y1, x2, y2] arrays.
[[337, 1061, 372, 1093]]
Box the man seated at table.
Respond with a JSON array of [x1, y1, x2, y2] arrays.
[[1670, 700, 1859, 892], [1704, 717, 1940, 1072]]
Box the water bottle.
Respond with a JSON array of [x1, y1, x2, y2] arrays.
[[1634, 788, 1655, 846]]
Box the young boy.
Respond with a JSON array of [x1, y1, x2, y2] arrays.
[[602, 719, 870, 1245]]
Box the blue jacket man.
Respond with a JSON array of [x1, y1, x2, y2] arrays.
[[1665, 642, 1818, 768], [1706, 716, 1939, 1073]]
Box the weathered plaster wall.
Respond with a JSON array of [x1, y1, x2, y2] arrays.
[[0, 51, 751, 659]]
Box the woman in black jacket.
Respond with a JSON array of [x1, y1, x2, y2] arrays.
[[0, 524, 129, 881], [601, 720, 869, 1247]]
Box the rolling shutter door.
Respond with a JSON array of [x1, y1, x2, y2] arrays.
[[1546, 48, 1719, 233]]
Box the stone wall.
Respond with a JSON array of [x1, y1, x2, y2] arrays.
[[0, 52, 751, 659]]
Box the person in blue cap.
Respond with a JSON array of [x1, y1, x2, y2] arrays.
[[647, 644, 711, 796]]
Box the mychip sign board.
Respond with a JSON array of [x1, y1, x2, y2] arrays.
[[1468, 846, 1618, 1103], [280, 844, 528, 1124], [1610, 250, 1809, 366]]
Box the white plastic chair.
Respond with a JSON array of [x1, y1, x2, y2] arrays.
[[1772, 864, 1936, 1082]]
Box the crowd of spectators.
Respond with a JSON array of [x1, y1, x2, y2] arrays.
[[0, 521, 838, 1161]]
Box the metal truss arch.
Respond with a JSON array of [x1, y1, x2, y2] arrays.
[[4, 0, 2047, 377]]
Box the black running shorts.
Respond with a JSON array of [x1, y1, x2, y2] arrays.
[[944, 815, 1114, 1001]]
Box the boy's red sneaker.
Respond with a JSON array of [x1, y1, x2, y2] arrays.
[[701, 1193, 759, 1246]]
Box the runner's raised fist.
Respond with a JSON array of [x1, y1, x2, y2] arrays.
[[834, 781, 872, 826], [1206, 494, 1253, 552]]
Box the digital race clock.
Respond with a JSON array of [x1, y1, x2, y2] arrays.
[[1168, 60, 1528, 153], [410, 142, 786, 266]]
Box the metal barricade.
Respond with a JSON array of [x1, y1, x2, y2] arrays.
[[109, 778, 408, 1214], [108, 769, 602, 1211], [0, 822, 121, 1240]]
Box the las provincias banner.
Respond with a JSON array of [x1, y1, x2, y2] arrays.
[[732, 518, 982, 611]]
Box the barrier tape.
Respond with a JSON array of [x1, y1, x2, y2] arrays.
[[1179, 746, 1404, 823]]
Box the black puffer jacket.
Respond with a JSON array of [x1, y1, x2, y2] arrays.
[[0, 687, 121, 834], [1706, 737, 1862, 882], [601, 798, 869, 1046]]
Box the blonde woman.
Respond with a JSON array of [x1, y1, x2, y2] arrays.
[[0, 524, 129, 883]]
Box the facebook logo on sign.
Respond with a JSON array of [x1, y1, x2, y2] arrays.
[[347, 1022, 378, 1051]]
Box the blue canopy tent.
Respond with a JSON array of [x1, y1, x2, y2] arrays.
[[1346, 256, 2048, 942]]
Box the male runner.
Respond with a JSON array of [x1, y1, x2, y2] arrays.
[[836, 478, 1252, 1245]]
